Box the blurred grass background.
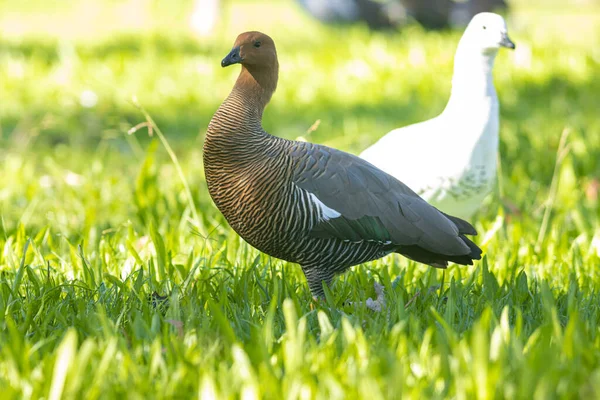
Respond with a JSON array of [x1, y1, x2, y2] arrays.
[[1, 0, 600, 398]]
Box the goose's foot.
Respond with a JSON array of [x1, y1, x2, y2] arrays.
[[344, 281, 386, 312], [365, 281, 386, 312]]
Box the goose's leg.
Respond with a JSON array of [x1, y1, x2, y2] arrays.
[[302, 264, 334, 302], [303, 265, 386, 312]]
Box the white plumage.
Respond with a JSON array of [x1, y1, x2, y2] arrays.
[[308, 192, 342, 221], [360, 13, 515, 220]]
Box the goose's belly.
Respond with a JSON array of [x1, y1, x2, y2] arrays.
[[419, 163, 496, 219], [419, 113, 499, 219]]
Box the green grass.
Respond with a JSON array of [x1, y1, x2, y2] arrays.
[[1, 0, 600, 398]]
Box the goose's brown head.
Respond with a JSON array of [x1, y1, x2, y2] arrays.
[[221, 31, 277, 69]]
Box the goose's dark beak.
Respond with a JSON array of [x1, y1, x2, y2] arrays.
[[221, 46, 242, 67], [500, 32, 515, 49]]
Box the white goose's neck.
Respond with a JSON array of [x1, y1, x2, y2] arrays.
[[443, 46, 498, 114]]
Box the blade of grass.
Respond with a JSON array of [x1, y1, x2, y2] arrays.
[[130, 97, 208, 242], [536, 128, 572, 251]]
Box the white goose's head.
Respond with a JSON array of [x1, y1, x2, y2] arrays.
[[460, 13, 515, 55]]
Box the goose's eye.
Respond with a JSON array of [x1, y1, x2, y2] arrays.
[[482, 25, 487, 30], [253, 41, 261, 48]]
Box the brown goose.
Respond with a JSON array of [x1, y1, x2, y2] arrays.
[[203, 31, 482, 299]]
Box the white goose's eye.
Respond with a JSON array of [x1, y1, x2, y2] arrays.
[[482, 25, 487, 30]]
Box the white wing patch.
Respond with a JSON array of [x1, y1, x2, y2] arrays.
[[309, 193, 342, 221], [307, 190, 393, 246]]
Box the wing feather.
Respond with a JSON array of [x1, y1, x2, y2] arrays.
[[291, 143, 474, 256]]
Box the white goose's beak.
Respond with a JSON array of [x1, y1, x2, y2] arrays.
[[500, 32, 516, 49]]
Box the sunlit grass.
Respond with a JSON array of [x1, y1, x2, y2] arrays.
[[1, 0, 600, 398]]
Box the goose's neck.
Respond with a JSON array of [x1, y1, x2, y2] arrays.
[[445, 47, 498, 111], [208, 65, 278, 137], [231, 64, 278, 118]]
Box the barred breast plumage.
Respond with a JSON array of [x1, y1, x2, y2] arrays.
[[203, 31, 482, 298]]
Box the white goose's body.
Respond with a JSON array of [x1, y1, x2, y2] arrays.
[[360, 13, 513, 220]]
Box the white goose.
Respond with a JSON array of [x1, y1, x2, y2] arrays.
[[360, 12, 515, 220]]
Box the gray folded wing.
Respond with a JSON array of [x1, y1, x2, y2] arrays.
[[290, 143, 473, 256]]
